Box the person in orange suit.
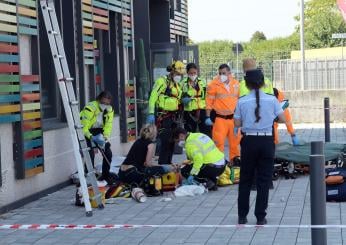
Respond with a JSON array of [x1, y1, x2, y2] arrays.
[[273, 88, 299, 145], [205, 64, 240, 162]]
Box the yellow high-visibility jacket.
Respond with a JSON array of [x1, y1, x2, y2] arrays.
[[185, 133, 224, 175], [80, 100, 114, 139]]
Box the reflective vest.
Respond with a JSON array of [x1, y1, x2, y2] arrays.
[[206, 75, 239, 115], [181, 77, 206, 111], [239, 77, 274, 97], [80, 100, 114, 139], [185, 133, 224, 175], [148, 76, 182, 114]]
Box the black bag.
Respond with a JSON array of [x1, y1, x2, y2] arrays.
[[326, 168, 346, 202]]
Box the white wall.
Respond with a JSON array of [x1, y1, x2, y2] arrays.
[[0, 116, 133, 207]]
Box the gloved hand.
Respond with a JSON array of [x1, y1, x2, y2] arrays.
[[291, 135, 300, 146], [182, 97, 192, 105], [146, 114, 155, 124], [234, 127, 239, 136], [205, 117, 213, 126], [92, 134, 105, 147], [186, 175, 196, 185]]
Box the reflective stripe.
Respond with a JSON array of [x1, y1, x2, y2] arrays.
[[190, 139, 216, 156], [207, 95, 216, 99], [215, 94, 238, 99]]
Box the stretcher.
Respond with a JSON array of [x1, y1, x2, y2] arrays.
[[273, 142, 346, 179]]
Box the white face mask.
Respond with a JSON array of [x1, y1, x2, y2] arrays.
[[173, 75, 182, 83], [178, 140, 185, 148], [188, 75, 197, 82], [220, 75, 228, 83], [100, 104, 111, 112]]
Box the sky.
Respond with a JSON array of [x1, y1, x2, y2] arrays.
[[188, 0, 301, 42]]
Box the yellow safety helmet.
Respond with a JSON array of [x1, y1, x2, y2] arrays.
[[171, 60, 185, 75]]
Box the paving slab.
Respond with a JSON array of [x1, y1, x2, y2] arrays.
[[0, 125, 346, 244]]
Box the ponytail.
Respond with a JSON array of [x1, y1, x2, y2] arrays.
[[254, 88, 261, 122]]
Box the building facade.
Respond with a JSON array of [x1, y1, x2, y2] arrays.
[[0, 0, 140, 212], [0, 0, 192, 212]]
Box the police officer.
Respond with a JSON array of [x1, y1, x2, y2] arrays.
[[234, 69, 285, 225], [172, 127, 225, 191], [181, 63, 211, 136], [147, 61, 183, 165], [239, 58, 274, 97], [80, 91, 114, 183]]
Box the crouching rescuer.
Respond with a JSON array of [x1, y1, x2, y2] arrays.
[[80, 91, 114, 184], [172, 128, 226, 191]]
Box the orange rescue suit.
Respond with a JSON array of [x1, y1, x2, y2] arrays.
[[274, 90, 295, 144], [206, 75, 240, 159]]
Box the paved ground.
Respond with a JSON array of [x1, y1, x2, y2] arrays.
[[0, 124, 346, 245]]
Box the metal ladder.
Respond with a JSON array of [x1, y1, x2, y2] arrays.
[[40, 0, 104, 216]]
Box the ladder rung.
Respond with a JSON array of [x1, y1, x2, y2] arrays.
[[48, 30, 59, 35], [86, 171, 96, 176], [54, 54, 64, 59], [75, 125, 83, 129], [58, 77, 74, 82], [70, 101, 79, 105], [81, 147, 90, 152]]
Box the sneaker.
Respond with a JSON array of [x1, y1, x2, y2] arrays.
[[256, 218, 267, 225], [238, 217, 248, 224]]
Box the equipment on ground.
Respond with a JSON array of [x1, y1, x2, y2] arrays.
[[40, 0, 103, 216]]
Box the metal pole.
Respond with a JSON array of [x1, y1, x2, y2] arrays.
[[324, 98, 331, 142], [300, 0, 305, 90], [310, 141, 327, 245], [236, 43, 239, 78]]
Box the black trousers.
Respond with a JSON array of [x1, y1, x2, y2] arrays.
[[158, 116, 176, 165], [184, 109, 211, 137], [181, 164, 225, 183], [238, 136, 275, 220], [118, 166, 165, 187], [86, 131, 112, 179]]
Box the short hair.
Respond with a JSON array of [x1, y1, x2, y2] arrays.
[[186, 63, 198, 72], [172, 127, 187, 140], [140, 124, 157, 140], [242, 58, 257, 72], [96, 91, 112, 101], [218, 64, 230, 71]]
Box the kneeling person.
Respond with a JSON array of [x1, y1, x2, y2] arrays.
[[173, 128, 225, 190], [119, 124, 175, 189]]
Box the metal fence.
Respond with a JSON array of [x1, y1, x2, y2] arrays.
[[273, 58, 346, 91]]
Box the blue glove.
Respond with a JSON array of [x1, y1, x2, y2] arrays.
[[205, 117, 213, 126], [182, 97, 192, 105], [92, 134, 105, 147], [234, 127, 239, 136], [146, 114, 155, 124], [187, 175, 196, 185], [291, 135, 299, 146]]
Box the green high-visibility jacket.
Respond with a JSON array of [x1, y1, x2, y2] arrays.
[[185, 133, 224, 175], [148, 76, 182, 114], [239, 77, 274, 97], [181, 77, 206, 111], [80, 100, 114, 139]]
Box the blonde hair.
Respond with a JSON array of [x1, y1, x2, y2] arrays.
[[243, 58, 257, 72], [140, 124, 157, 140]]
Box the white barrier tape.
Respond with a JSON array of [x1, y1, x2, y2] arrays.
[[0, 224, 345, 230]]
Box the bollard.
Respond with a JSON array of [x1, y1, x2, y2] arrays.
[[324, 98, 330, 142], [310, 141, 327, 245]]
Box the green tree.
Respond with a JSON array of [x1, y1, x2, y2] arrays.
[[250, 31, 267, 42], [296, 0, 346, 48]]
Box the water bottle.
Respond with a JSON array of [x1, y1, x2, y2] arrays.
[[131, 188, 147, 203]]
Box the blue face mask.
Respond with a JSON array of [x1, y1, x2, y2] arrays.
[[100, 104, 111, 112]]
